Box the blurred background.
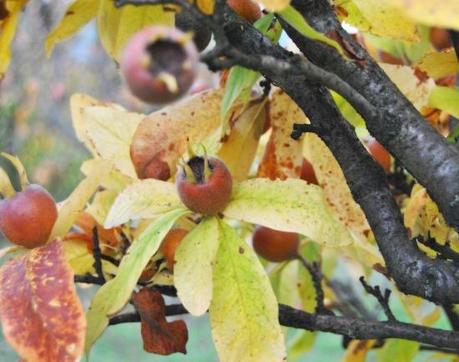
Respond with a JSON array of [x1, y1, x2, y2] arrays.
[[0, 1, 454, 361]]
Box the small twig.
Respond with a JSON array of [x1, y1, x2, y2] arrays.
[[443, 304, 459, 331], [260, 78, 272, 98], [291, 123, 319, 140], [74, 274, 105, 285], [100, 254, 120, 267], [416, 235, 459, 264], [296, 255, 327, 314], [92, 227, 105, 283], [120, 231, 131, 255], [109, 303, 189, 325], [359, 277, 396, 321]]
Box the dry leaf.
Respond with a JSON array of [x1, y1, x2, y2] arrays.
[[132, 288, 188, 355]]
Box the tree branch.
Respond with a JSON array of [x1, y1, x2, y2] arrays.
[[287, 0, 459, 234], [359, 277, 396, 321]]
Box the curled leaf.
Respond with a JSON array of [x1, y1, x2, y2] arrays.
[[0, 239, 85, 362], [132, 288, 188, 355]]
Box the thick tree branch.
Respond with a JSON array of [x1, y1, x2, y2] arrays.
[[286, 0, 459, 233]]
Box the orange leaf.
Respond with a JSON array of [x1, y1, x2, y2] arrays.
[[132, 288, 188, 355], [130, 89, 226, 180], [258, 90, 305, 180], [0, 239, 85, 362]]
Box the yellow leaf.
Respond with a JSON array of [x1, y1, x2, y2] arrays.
[[380, 63, 435, 110], [343, 340, 377, 362], [50, 160, 112, 239], [45, 0, 98, 57], [0, 167, 15, 197], [388, 0, 459, 30], [416, 50, 459, 79], [174, 217, 220, 315], [1, 152, 29, 189], [336, 0, 418, 41], [304, 134, 370, 242], [97, 0, 174, 61], [257, 0, 290, 11], [224, 178, 354, 246], [258, 91, 305, 180], [196, 0, 215, 14], [0, 0, 28, 79], [210, 222, 286, 362], [218, 100, 267, 182], [104, 179, 183, 227]]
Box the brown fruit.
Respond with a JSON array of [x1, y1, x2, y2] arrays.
[[252, 226, 299, 262], [120, 26, 199, 104], [300, 158, 318, 185], [176, 156, 233, 215], [367, 138, 391, 173], [0, 184, 58, 248], [430, 27, 451, 51], [160, 228, 188, 270], [377, 50, 403, 65], [228, 0, 262, 23]]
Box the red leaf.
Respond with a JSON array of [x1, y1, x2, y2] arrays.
[[0, 239, 85, 362], [132, 289, 188, 355]]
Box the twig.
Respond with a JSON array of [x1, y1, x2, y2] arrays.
[[443, 304, 459, 331], [100, 254, 120, 267], [296, 255, 327, 314], [92, 227, 105, 283], [74, 274, 105, 285], [359, 277, 396, 321], [416, 236, 459, 264], [291, 123, 320, 139], [109, 303, 188, 325]]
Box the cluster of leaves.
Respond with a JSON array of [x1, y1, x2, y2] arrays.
[[0, 0, 458, 361]]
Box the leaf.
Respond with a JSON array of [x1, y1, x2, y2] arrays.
[[104, 179, 183, 227], [380, 63, 435, 110], [303, 134, 370, 242], [218, 100, 268, 182], [70, 93, 125, 158], [45, 0, 98, 57], [0, 166, 15, 197], [387, 0, 459, 30], [429, 86, 459, 118], [196, 0, 215, 14], [1, 152, 29, 188], [174, 217, 220, 316], [277, 6, 344, 55], [343, 339, 377, 362], [258, 91, 305, 180], [224, 178, 354, 246], [71, 96, 144, 178], [287, 330, 315, 361], [257, 0, 290, 12], [132, 288, 188, 355], [416, 50, 459, 79], [97, 0, 174, 61], [377, 339, 419, 362], [209, 222, 286, 362], [0, 1, 28, 79], [0, 239, 85, 361], [85, 208, 188, 353], [50, 160, 112, 239], [336, 0, 418, 41], [130, 89, 231, 179], [220, 14, 282, 118]]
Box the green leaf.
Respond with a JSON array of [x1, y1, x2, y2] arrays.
[[85, 208, 189, 353], [174, 217, 220, 316], [45, 0, 98, 57], [287, 330, 315, 361], [104, 179, 183, 228], [377, 340, 419, 362], [223, 178, 354, 246], [277, 6, 344, 55], [429, 86, 459, 119], [220, 14, 282, 118], [209, 222, 286, 361]]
